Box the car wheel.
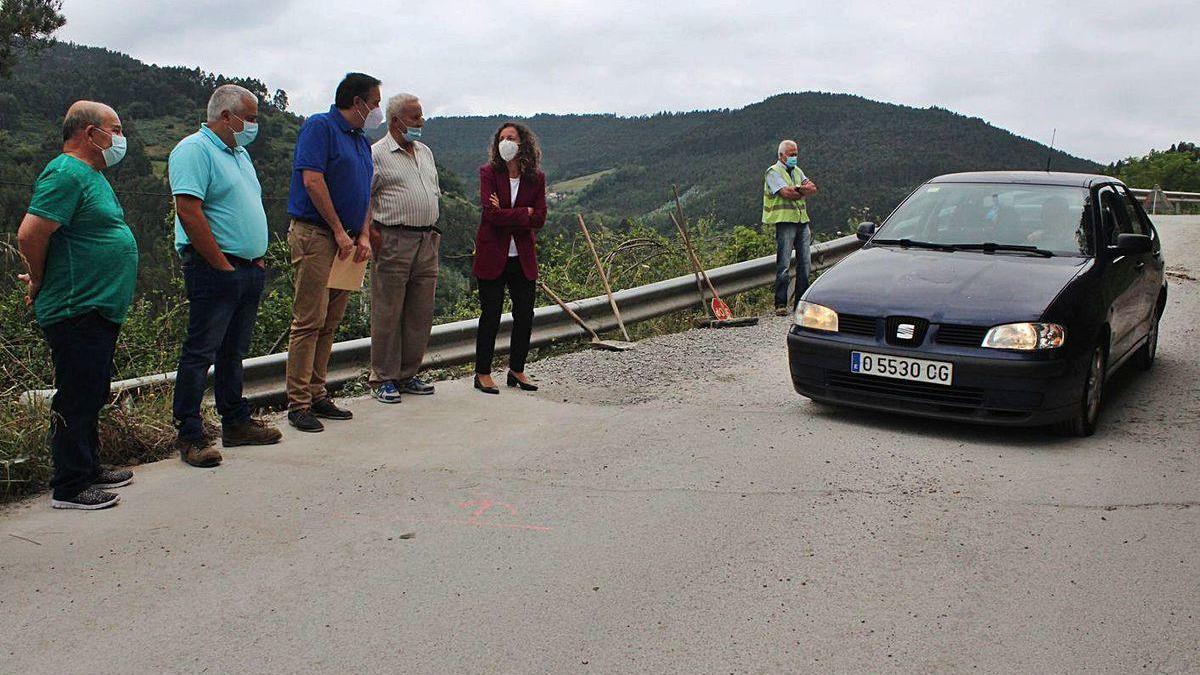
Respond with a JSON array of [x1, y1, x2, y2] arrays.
[[1133, 313, 1160, 371], [1060, 343, 1106, 437]]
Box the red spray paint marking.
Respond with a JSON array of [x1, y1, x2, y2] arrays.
[[459, 498, 518, 524], [329, 497, 552, 533], [457, 498, 552, 531]]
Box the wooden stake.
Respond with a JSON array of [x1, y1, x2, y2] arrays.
[[577, 214, 631, 341], [671, 186, 723, 304], [538, 281, 600, 341], [670, 211, 712, 317]]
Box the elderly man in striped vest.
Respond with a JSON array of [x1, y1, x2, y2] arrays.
[[763, 139, 819, 315], [368, 93, 442, 403]]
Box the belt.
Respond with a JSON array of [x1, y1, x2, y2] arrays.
[[374, 220, 441, 234], [181, 245, 262, 267]]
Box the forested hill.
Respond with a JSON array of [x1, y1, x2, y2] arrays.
[[0, 42, 305, 291], [425, 94, 1101, 232], [0, 42, 1103, 279]]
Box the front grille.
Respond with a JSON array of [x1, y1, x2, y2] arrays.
[[885, 316, 929, 347], [935, 324, 989, 347], [827, 371, 985, 407], [838, 314, 877, 336]]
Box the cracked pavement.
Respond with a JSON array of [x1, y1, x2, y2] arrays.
[[1, 217, 1197, 673]]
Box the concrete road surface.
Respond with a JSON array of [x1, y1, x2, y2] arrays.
[[2, 216, 1198, 674]]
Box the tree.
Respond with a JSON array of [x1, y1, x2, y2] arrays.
[[0, 0, 66, 78], [1107, 143, 1200, 192], [272, 88, 289, 113]]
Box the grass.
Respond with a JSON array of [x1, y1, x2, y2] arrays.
[[0, 385, 218, 504], [549, 169, 616, 195], [0, 285, 782, 505], [0, 217, 797, 505]]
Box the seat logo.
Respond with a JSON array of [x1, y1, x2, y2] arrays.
[[896, 323, 916, 340]]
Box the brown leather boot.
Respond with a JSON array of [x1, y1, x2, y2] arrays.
[[176, 437, 222, 468], [222, 418, 283, 447]]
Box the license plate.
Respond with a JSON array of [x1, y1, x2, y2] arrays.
[[850, 351, 953, 386]]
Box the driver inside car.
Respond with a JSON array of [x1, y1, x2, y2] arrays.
[[1026, 195, 1084, 252]]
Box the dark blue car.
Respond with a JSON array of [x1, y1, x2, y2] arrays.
[[787, 171, 1167, 436]]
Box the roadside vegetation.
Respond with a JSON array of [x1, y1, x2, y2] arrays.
[[1106, 141, 1200, 214], [0, 210, 837, 503]]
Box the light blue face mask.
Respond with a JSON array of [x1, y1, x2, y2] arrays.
[[403, 126, 423, 143], [91, 127, 127, 167], [785, 156, 798, 169], [231, 114, 259, 146]]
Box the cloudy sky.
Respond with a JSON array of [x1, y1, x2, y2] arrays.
[[57, 0, 1196, 162]]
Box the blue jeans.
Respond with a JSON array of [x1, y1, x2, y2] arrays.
[[775, 221, 811, 308], [172, 255, 265, 440], [43, 311, 120, 500]]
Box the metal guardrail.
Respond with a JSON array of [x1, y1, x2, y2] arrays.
[[1130, 188, 1200, 201], [21, 234, 864, 406], [1130, 187, 1200, 215]]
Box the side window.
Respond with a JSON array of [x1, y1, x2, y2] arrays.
[[1115, 185, 1151, 236], [1098, 186, 1132, 246]]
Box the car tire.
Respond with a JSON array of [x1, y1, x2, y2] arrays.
[[1059, 342, 1106, 438], [1133, 312, 1160, 371]]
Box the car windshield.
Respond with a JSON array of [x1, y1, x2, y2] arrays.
[[874, 183, 1094, 256]]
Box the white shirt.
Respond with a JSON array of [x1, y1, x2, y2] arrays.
[[508, 177, 520, 257]]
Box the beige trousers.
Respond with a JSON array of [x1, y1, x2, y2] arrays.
[[369, 226, 440, 386], [285, 220, 352, 410]]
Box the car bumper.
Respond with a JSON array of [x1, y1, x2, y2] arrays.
[[787, 327, 1088, 427]]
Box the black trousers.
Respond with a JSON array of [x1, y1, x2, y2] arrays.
[[42, 311, 120, 500], [475, 257, 536, 375]]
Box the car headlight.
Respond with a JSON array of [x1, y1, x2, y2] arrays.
[[981, 323, 1066, 350], [794, 301, 839, 332]]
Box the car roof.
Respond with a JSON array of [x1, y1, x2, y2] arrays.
[[928, 171, 1121, 188]]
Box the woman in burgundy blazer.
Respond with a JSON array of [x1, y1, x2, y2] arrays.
[[472, 122, 548, 394]]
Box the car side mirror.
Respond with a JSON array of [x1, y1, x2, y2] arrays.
[[856, 222, 876, 242], [1116, 233, 1152, 255]]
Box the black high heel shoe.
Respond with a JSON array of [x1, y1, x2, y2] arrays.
[[507, 372, 539, 391], [474, 375, 499, 395]]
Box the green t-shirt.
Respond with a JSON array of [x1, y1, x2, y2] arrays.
[[27, 154, 138, 327]]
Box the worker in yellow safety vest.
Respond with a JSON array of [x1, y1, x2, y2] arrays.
[[763, 139, 818, 315]]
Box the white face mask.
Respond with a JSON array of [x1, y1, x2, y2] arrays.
[[364, 106, 384, 130], [498, 139, 519, 162], [357, 100, 384, 130]]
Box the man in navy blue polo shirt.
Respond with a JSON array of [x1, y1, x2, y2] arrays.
[[170, 84, 283, 468], [285, 72, 381, 432]]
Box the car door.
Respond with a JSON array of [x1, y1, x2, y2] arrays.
[[1097, 185, 1141, 362], [1116, 184, 1165, 332]]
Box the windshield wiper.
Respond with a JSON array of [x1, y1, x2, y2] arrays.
[[870, 238, 957, 252], [948, 242, 1055, 258]]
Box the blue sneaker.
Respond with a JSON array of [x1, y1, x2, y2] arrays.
[[374, 381, 402, 404], [401, 377, 435, 395]]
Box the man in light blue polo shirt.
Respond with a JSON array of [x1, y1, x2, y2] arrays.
[[169, 84, 282, 468]]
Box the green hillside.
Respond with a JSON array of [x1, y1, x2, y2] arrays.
[[425, 95, 1100, 233], [0, 42, 482, 293], [0, 42, 303, 293], [1, 42, 1103, 287], [550, 169, 616, 195]]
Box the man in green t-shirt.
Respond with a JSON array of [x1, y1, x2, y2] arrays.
[[16, 100, 139, 511]]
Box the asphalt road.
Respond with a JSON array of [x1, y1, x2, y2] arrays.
[[2, 216, 1197, 674]]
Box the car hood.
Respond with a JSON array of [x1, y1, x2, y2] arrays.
[[806, 246, 1090, 324]]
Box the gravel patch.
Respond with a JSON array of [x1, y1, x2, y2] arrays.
[[534, 313, 794, 406]]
